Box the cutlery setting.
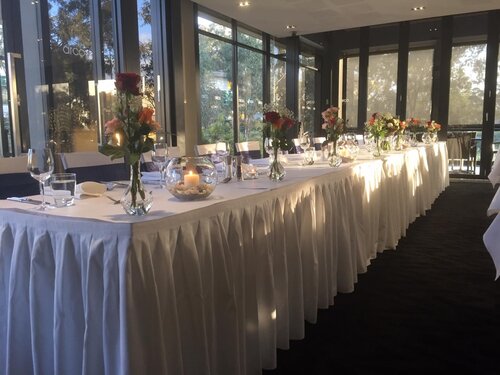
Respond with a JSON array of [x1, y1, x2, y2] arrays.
[[7, 197, 42, 205]]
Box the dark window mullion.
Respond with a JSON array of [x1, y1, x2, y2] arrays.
[[232, 19, 238, 144]]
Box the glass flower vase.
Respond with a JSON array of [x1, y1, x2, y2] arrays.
[[121, 161, 153, 216], [373, 135, 382, 157], [328, 140, 342, 167], [268, 147, 286, 181]]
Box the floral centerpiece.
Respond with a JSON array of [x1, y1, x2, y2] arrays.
[[365, 112, 400, 156], [425, 120, 441, 133], [406, 117, 426, 133], [100, 72, 160, 215], [422, 120, 441, 143], [321, 106, 345, 161], [263, 104, 295, 181]]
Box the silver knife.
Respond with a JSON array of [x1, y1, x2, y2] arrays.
[[7, 197, 43, 205]]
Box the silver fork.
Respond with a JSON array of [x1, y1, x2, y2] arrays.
[[105, 195, 121, 204]]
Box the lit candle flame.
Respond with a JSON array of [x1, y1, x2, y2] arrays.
[[115, 133, 121, 146]]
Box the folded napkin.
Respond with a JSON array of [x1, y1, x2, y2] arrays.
[[249, 158, 270, 167], [141, 171, 161, 182], [75, 181, 107, 198]]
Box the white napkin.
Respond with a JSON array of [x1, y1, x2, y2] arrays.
[[75, 181, 107, 198], [141, 171, 161, 182], [249, 158, 270, 167]]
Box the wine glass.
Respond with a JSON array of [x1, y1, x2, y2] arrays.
[[299, 133, 311, 153], [27, 147, 54, 210], [264, 137, 274, 158], [151, 142, 168, 189]]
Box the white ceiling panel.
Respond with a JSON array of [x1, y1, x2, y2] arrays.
[[193, 0, 499, 37]]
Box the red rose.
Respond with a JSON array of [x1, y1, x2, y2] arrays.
[[115, 73, 141, 96], [264, 111, 280, 125]]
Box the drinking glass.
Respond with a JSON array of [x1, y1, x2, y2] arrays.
[[298, 133, 311, 153], [27, 147, 54, 210], [152, 142, 168, 188], [264, 137, 274, 158]]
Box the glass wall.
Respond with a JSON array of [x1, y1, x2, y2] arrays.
[[197, 11, 283, 144], [345, 56, 359, 128], [138, 0, 154, 106], [406, 49, 433, 120], [449, 44, 487, 125], [0, 19, 11, 156], [270, 38, 286, 108], [198, 32, 234, 144], [0, 0, 176, 157], [495, 43, 500, 125], [367, 52, 398, 118], [298, 52, 317, 134], [270, 57, 286, 107], [237, 47, 263, 141]]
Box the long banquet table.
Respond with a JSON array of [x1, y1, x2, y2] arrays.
[[0, 143, 449, 375]]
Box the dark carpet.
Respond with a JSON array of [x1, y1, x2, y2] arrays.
[[264, 181, 500, 374]]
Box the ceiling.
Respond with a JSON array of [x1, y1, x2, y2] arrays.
[[193, 0, 500, 37]]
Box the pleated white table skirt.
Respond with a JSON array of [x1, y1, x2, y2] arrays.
[[0, 143, 449, 375]]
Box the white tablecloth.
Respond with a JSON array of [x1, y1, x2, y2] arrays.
[[0, 143, 449, 375], [489, 155, 500, 187], [484, 186, 500, 280]]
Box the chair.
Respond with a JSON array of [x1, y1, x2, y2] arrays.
[[194, 144, 217, 156], [60, 152, 128, 183], [141, 146, 182, 172], [0, 155, 39, 199], [313, 137, 326, 150], [355, 134, 365, 145], [235, 141, 262, 159]]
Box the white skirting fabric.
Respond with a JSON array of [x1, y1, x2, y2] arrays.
[[488, 156, 500, 187], [0, 143, 449, 375]]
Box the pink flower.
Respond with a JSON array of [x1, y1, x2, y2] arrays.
[[322, 123, 328, 130], [104, 118, 122, 135]]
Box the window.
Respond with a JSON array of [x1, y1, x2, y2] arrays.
[[237, 26, 263, 50], [198, 33, 234, 144], [367, 52, 398, 118], [197, 12, 276, 144], [495, 43, 500, 124], [406, 49, 434, 120], [270, 38, 286, 108], [270, 57, 286, 108], [449, 44, 487, 125], [101, 0, 115, 78], [237, 47, 263, 141], [0, 21, 11, 156], [197, 14, 232, 39], [48, 0, 98, 152], [299, 52, 317, 133], [138, 0, 154, 105], [345, 56, 359, 128]]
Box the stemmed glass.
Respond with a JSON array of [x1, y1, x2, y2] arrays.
[[298, 133, 311, 153], [151, 142, 169, 189], [27, 147, 54, 210], [264, 137, 274, 158], [298, 133, 313, 165]]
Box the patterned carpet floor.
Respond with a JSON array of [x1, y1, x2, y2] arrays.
[[264, 181, 500, 374]]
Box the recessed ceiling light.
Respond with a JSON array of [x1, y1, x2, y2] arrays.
[[411, 6, 425, 11], [239, 1, 250, 7], [286, 25, 296, 30]]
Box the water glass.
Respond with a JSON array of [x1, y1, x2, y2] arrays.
[[50, 173, 76, 207]]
